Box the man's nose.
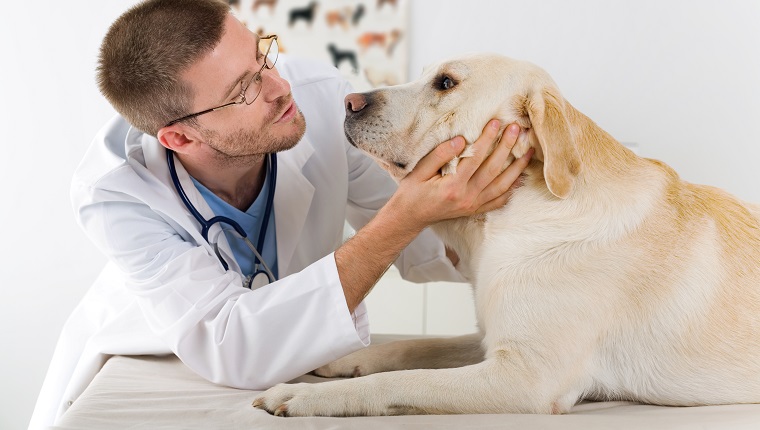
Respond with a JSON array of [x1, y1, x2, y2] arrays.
[[344, 93, 368, 116], [261, 69, 291, 102]]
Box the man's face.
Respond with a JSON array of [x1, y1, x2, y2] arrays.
[[182, 14, 306, 164]]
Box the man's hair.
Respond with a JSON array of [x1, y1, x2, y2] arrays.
[[97, 0, 230, 136]]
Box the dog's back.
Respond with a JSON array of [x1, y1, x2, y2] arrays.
[[474, 96, 760, 407]]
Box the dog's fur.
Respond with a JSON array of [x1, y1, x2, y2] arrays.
[[254, 54, 760, 416]]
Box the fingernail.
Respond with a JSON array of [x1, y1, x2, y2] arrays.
[[490, 120, 500, 130], [507, 123, 520, 136], [524, 148, 535, 158], [450, 136, 464, 148]]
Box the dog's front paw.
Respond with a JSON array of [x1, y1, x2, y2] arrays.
[[253, 383, 321, 417], [253, 381, 380, 417]]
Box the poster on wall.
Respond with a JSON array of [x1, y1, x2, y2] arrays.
[[228, 0, 408, 91]]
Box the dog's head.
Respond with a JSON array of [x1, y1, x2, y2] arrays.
[[343, 53, 581, 199]]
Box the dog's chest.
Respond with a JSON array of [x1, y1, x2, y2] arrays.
[[464, 200, 621, 326]]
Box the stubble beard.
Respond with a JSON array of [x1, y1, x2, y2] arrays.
[[200, 102, 306, 168]]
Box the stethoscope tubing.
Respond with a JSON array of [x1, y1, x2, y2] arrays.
[[167, 149, 277, 284]]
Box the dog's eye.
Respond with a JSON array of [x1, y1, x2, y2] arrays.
[[434, 75, 457, 91]]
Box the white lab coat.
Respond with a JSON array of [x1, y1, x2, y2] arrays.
[[29, 56, 464, 429]]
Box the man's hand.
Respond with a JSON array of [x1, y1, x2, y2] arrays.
[[334, 120, 532, 312], [388, 120, 533, 234]]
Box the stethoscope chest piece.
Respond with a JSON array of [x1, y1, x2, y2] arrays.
[[247, 271, 272, 290]]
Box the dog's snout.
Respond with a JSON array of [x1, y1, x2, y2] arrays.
[[345, 93, 368, 114]]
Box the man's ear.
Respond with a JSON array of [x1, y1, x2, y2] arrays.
[[156, 124, 200, 153]]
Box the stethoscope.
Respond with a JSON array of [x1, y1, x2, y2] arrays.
[[167, 150, 278, 287]]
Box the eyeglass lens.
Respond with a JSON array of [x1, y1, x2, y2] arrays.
[[244, 38, 279, 102], [261, 37, 279, 68]]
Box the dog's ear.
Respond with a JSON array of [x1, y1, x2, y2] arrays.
[[524, 87, 581, 199]]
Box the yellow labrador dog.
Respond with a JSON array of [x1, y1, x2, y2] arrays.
[[253, 54, 760, 416]]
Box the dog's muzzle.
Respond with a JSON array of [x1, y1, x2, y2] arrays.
[[344, 92, 371, 147], [345, 92, 369, 117]]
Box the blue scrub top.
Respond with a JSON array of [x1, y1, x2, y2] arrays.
[[191, 168, 278, 283]]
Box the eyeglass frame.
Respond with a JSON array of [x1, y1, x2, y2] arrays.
[[164, 34, 279, 127]]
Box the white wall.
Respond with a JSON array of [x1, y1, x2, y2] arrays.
[[407, 0, 760, 202], [1, 1, 758, 428], [0, 2, 134, 428]]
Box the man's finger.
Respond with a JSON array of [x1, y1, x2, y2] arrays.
[[408, 136, 466, 181], [455, 119, 502, 177], [469, 123, 521, 190], [476, 148, 534, 209]]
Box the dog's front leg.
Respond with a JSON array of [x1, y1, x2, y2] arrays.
[[254, 354, 578, 416], [312, 333, 484, 378]]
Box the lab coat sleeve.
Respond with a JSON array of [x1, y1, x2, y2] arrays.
[[75, 191, 368, 390]]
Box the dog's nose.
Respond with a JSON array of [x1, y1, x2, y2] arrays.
[[345, 93, 368, 114]]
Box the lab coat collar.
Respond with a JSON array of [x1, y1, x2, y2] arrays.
[[129, 127, 244, 275], [274, 135, 316, 277], [129, 125, 317, 278]]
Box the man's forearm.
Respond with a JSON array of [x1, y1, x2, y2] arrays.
[[334, 198, 425, 313], [331, 122, 528, 314]]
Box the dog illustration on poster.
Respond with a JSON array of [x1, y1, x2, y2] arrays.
[[228, 0, 409, 91]]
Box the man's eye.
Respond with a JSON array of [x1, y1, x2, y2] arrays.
[[434, 75, 457, 91]]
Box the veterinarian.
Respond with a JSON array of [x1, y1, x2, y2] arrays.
[[29, 0, 530, 427]]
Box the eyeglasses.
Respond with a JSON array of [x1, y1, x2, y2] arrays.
[[165, 35, 279, 127]]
